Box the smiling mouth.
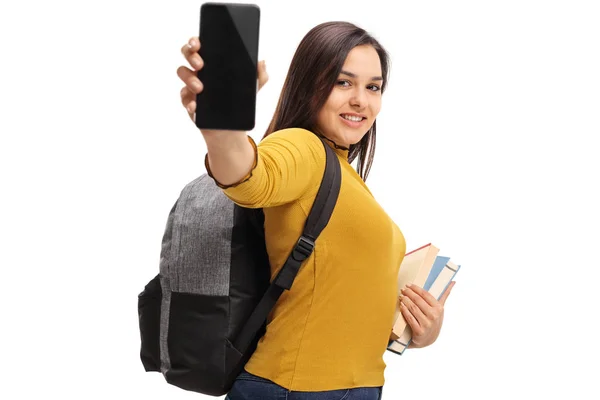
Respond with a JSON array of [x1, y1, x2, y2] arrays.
[[340, 114, 366, 122]]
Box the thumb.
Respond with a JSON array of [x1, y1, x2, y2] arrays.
[[257, 60, 269, 91], [438, 281, 456, 306]]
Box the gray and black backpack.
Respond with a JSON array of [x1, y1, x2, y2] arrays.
[[137, 138, 341, 396]]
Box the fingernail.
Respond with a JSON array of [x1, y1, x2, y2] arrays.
[[406, 283, 413, 288], [188, 39, 194, 48]]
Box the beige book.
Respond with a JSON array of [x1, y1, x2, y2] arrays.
[[390, 243, 440, 339]]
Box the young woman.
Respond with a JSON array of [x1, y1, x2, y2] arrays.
[[177, 21, 455, 400]]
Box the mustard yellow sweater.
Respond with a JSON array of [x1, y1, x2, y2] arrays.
[[207, 128, 406, 391]]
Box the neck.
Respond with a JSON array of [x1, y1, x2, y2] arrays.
[[314, 132, 350, 151]]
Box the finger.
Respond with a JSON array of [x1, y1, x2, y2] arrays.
[[180, 86, 196, 118], [181, 37, 204, 70], [257, 60, 269, 91], [438, 281, 456, 306], [400, 295, 427, 327], [400, 287, 437, 320], [177, 65, 204, 94], [400, 302, 421, 334], [404, 284, 438, 307]]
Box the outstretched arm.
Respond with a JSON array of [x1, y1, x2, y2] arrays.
[[177, 36, 269, 187]]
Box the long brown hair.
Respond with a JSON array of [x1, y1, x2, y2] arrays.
[[263, 21, 390, 182]]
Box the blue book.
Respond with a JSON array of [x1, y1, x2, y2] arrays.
[[423, 256, 451, 291]]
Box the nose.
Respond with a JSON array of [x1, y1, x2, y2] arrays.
[[349, 87, 367, 110]]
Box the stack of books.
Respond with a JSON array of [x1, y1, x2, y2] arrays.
[[387, 243, 461, 355]]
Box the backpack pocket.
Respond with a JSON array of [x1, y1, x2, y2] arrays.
[[165, 292, 230, 395], [138, 274, 162, 372]]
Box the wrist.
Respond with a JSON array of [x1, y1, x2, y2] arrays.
[[202, 130, 248, 151]]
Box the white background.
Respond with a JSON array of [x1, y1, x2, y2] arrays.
[[1, 0, 599, 398]]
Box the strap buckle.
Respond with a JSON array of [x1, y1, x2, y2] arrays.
[[292, 236, 315, 261]]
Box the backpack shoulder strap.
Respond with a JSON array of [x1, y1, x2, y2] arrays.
[[234, 139, 342, 354], [272, 140, 341, 288]]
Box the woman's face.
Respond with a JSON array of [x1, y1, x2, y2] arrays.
[[315, 45, 383, 148]]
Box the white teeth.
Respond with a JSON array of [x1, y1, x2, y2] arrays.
[[341, 114, 363, 122]]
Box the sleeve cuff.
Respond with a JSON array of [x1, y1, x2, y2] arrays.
[[204, 135, 258, 189]]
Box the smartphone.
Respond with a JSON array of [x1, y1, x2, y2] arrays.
[[195, 2, 260, 131]]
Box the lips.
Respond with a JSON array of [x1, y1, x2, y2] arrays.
[[340, 113, 367, 121], [339, 114, 367, 128]]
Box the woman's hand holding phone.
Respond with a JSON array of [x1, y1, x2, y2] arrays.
[[177, 37, 268, 125]]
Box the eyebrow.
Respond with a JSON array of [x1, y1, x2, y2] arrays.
[[340, 70, 383, 81]]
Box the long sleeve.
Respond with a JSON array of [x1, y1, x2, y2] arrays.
[[206, 128, 326, 208]]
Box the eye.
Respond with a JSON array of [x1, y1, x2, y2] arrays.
[[336, 80, 351, 87], [368, 84, 381, 92]]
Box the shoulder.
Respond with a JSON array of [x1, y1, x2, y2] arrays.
[[257, 128, 326, 191], [260, 128, 325, 154]]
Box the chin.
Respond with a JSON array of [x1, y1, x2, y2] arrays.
[[345, 132, 369, 146], [326, 127, 370, 148], [350, 136, 366, 145]]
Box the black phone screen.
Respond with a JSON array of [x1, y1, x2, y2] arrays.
[[195, 3, 260, 131]]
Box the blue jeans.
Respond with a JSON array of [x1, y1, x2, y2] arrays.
[[225, 371, 383, 400]]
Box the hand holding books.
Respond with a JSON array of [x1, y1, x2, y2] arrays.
[[398, 281, 455, 348], [388, 243, 460, 355]]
